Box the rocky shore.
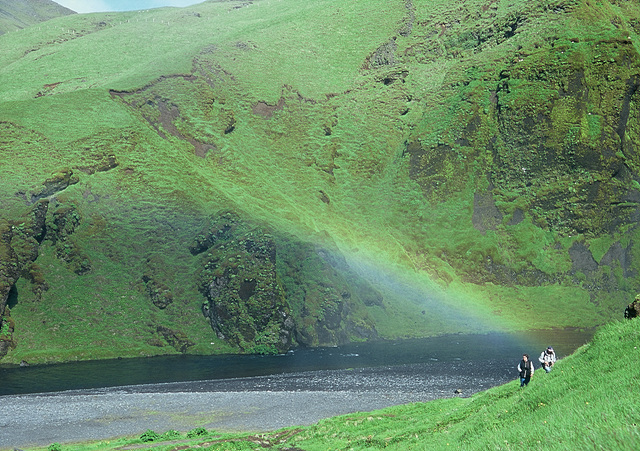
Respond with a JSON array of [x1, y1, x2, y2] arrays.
[[0, 361, 512, 449]]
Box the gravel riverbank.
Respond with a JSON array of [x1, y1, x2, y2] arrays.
[[1, 361, 513, 449]]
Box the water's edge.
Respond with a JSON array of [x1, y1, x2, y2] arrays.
[[0, 329, 593, 396]]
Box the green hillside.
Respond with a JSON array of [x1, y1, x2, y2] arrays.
[[21, 318, 640, 450], [0, 0, 75, 35], [1, 0, 640, 363]]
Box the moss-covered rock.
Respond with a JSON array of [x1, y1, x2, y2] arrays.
[[0, 200, 50, 358], [28, 169, 79, 205], [142, 255, 174, 309], [153, 325, 194, 353], [401, 1, 640, 302], [46, 204, 92, 275], [194, 212, 380, 352], [276, 234, 379, 347], [197, 211, 294, 354]]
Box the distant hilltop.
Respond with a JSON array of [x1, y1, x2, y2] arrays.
[[0, 0, 75, 35]]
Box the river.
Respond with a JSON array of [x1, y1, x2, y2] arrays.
[[0, 328, 593, 396], [0, 329, 594, 449]]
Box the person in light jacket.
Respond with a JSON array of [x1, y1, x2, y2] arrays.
[[539, 346, 557, 373], [518, 354, 534, 387]]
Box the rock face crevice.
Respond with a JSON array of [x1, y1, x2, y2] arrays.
[[617, 75, 639, 146], [15, 168, 79, 206]]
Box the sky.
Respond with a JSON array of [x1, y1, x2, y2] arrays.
[[54, 0, 203, 14]]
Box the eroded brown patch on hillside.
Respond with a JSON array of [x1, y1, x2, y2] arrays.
[[35, 81, 62, 97], [110, 75, 217, 158], [252, 97, 285, 118]]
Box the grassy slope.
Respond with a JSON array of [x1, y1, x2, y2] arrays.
[[281, 319, 640, 450], [1, 0, 640, 362], [21, 318, 640, 450], [284, 321, 640, 451], [0, 0, 431, 363], [0, 0, 75, 35]]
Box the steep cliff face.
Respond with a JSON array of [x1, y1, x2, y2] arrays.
[[193, 211, 378, 353], [0, 0, 639, 363], [398, 0, 640, 309]]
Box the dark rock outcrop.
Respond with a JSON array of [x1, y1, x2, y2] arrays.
[[472, 190, 503, 234], [48, 204, 91, 275], [27, 168, 79, 205], [194, 211, 380, 352], [142, 275, 173, 309], [153, 325, 194, 353], [0, 192, 96, 359], [0, 200, 50, 358], [142, 256, 174, 309], [624, 296, 640, 319], [196, 212, 294, 354], [276, 234, 380, 347]]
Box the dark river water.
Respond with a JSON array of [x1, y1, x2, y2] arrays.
[[0, 328, 594, 396], [0, 329, 597, 448]]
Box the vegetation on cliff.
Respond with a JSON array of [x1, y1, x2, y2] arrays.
[[1, 0, 640, 363]]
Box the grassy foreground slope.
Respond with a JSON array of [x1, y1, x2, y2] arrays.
[[24, 319, 640, 450], [283, 321, 640, 450], [1, 0, 640, 362]]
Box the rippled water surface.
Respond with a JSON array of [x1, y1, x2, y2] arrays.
[[0, 329, 594, 395]]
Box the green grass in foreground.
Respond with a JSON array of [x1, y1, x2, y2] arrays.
[[23, 318, 640, 451]]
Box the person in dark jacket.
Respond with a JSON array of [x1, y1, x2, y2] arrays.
[[518, 354, 534, 387]]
